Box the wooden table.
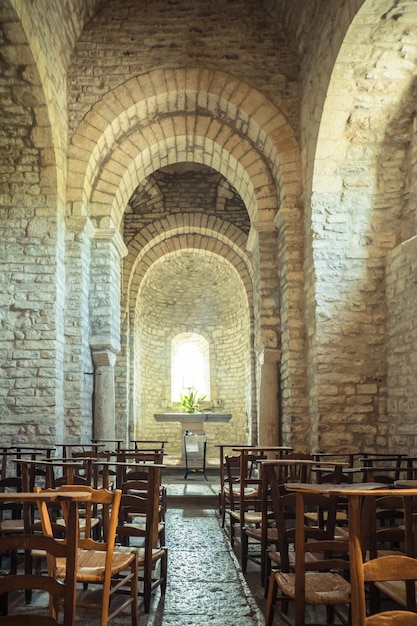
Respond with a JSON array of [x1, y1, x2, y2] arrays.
[[0, 490, 91, 626]]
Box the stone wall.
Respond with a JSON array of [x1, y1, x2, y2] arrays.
[[66, 0, 299, 140], [386, 237, 417, 456], [3, 0, 417, 456]]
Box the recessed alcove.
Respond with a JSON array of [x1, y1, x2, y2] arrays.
[[134, 244, 252, 460]]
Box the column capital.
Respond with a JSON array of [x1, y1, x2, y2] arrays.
[[66, 216, 95, 238], [274, 206, 302, 229], [94, 228, 128, 258], [91, 349, 117, 368], [247, 220, 277, 251], [258, 348, 281, 365]]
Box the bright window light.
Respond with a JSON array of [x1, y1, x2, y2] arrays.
[[171, 333, 210, 402]]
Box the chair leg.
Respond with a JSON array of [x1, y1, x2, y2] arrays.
[[0, 591, 7, 617], [221, 501, 226, 528], [131, 557, 139, 626], [229, 516, 237, 548], [265, 570, 277, 626], [241, 529, 248, 573], [161, 551, 168, 594], [264, 551, 271, 598]]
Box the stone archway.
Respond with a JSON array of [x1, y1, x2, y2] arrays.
[[308, 0, 417, 452], [66, 67, 301, 447]]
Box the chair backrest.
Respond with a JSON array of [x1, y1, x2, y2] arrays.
[[293, 489, 350, 624], [113, 454, 164, 489], [360, 455, 408, 485], [0, 491, 81, 626], [273, 453, 313, 483], [37, 484, 121, 551], [349, 490, 417, 625], [264, 465, 342, 573], [116, 463, 163, 550], [366, 493, 407, 558], [224, 454, 241, 506], [0, 476, 23, 523], [224, 451, 262, 514]]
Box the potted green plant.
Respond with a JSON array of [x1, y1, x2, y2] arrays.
[[178, 389, 206, 413]]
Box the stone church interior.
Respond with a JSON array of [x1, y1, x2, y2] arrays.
[[2, 0, 417, 458], [2, 0, 417, 623]]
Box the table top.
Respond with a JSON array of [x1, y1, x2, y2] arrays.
[[0, 490, 92, 502], [96, 460, 166, 468], [233, 446, 293, 452], [257, 458, 348, 466], [284, 482, 417, 497]]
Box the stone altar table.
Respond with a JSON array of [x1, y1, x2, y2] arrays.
[[153, 412, 232, 461]]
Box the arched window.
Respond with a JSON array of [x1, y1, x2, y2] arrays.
[[171, 333, 210, 402]]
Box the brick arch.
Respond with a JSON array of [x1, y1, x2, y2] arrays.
[[67, 67, 301, 224], [92, 118, 272, 228], [122, 214, 253, 321]]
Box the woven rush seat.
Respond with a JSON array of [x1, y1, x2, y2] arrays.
[[276, 570, 351, 605], [54, 545, 137, 582], [366, 610, 417, 625]]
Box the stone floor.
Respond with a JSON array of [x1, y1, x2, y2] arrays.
[[141, 466, 265, 625]]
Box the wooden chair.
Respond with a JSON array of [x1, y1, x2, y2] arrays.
[[265, 487, 351, 626], [241, 456, 315, 586], [0, 490, 82, 626], [221, 453, 242, 529], [216, 444, 251, 527], [225, 450, 264, 549], [35, 484, 139, 626], [114, 453, 167, 522], [116, 463, 167, 613], [349, 488, 417, 625], [361, 455, 409, 485]]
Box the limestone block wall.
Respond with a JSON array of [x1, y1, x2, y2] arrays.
[[64, 218, 95, 441], [0, 4, 62, 445], [386, 237, 417, 456], [275, 207, 308, 449], [66, 0, 300, 140]]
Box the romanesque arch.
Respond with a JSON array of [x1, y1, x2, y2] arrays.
[[65, 67, 302, 445], [308, 0, 417, 452]]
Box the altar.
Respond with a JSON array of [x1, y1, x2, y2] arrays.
[[153, 412, 232, 424], [153, 412, 232, 461]]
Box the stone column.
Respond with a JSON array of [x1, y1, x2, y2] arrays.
[[258, 348, 281, 445], [89, 227, 128, 441], [248, 219, 280, 445], [92, 349, 117, 440]]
